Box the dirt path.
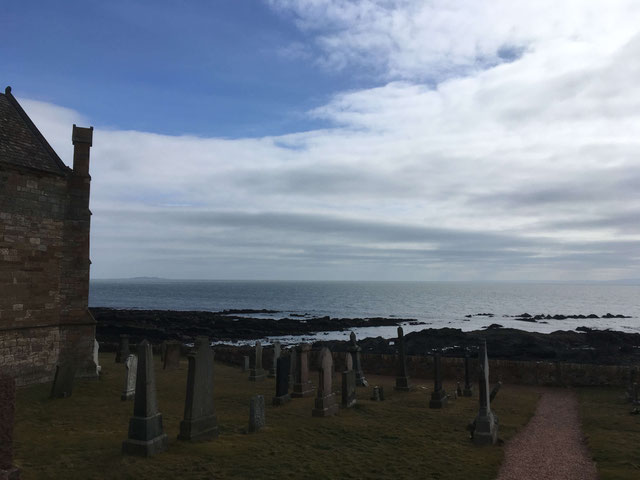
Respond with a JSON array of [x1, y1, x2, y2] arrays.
[[496, 388, 598, 480]]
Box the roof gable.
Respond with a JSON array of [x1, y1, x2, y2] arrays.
[[0, 86, 69, 176]]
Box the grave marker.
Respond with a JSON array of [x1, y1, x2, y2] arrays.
[[341, 369, 357, 408], [471, 341, 498, 445], [272, 355, 291, 405], [163, 341, 181, 370], [463, 351, 474, 397], [121, 354, 138, 401], [312, 347, 339, 417], [429, 351, 448, 408], [395, 326, 412, 391], [242, 355, 250, 372], [249, 395, 266, 433], [291, 343, 314, 397], [115, 334, 130, 363], [50, 363, 76, 398], [248, 341, 266, 381], [268, 341, 281, 378], [348, 332, 368, 387]]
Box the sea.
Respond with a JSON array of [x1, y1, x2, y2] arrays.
[[89, 279, 640, 344]]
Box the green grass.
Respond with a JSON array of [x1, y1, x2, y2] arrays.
[[14, 353, 539, 480], [578, 387, 640, 480]]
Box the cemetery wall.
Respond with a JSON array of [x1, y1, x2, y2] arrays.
[[213, 346, 634, 387], [0, 160, 95, 385]]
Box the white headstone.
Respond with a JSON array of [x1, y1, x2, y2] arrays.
[[121, 354, 138, 401]]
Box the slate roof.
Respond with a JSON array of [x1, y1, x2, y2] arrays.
[[0, 86, 69, 175]]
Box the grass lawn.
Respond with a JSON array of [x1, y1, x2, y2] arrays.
[[578, 387, 640, 480], [14, 353, 539, 480]]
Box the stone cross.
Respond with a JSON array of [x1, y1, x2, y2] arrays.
[[268, 341, 281, 378], [248, 341, 266, 381], [471, 341, 498, 445], [178, 337, 218, 441], [121, 354, 138, 401], [122, 339, 168, 456], [463, 350, 474, 397], [312, 347, 338, 417], [249, 395, 266, 433], [0, 376, 19, 479], [291, 343, 314, 397], [341, 369, 356, 408], [348, 332, 368, 387], [395, 326, 412, 391], [272, 355, 291, 405], [93, 339, 102, 376], [115, 334, 130, 363], [429, 351, 448, 408], [50, 363, 76, 398], [163, 341, 181, 370]]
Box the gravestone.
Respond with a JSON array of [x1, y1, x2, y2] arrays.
[[178, 337, 218, 441], [291, 343, 314, 397], [93, 339, 102, 376], [490, 381, 502, 402], [122, 340, 169, 456], [249, 341, 266, 381], [0, 376, 19, 480], [289, 348, 297, 385], [268, 341, 281, 378], [345, 352, 353, 371], [273, 356, 291, 405], [312, 347, 339, 417], [249, 395, 266, 433], [115, 334, 130, 363], [471, 341, 498, 445], [242, 355, 250, 372], [371, 386, 383, 401], [341, 369, 357, 408], [395, 326, 412, 391], [163, 341, 181, 370], [429, 352, 448, 408], [348, 332, 368, 387], [121, 354, 138, 401], [50, 363, 76, 398], [463, 351, 474, 397]]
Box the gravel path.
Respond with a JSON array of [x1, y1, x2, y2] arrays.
[[496, 388, 598, 480]]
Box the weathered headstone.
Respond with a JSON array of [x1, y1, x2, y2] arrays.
[[93, 339, 102, 376], [242, 355, 250, 373], [248, 341, 266, 381], [163, 341, 181, 370], [115, 334, 130, 363], [371, 386, 384, 401], [50, 363, 76, 398], [268, 341, 281, 378], [272, 355, 291, 405], [0, 376, 20, 480], [312, 347, 339, 417], [348, 332, 368, 387], [345, 352, 353, 371], [394, 326, 412, 391], [121, 354, 138, 401], [122, 340, 169, 456], [490, 381, 502, 402], [289, 348, 297, 385], [341, 369, 357, 408], [178, 337, 218, 441], [291, 343, 314, 397], [429, 352, 448, 408], [463, 351, 474, 397], [249, 395, 265, 433], [470, 341, 498, 445]]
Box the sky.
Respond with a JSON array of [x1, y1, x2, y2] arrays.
[[2, 0, 640, 281]]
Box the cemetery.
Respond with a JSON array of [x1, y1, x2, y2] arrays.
[[4, 337, 639, 479]]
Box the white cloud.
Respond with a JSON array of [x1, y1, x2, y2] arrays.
[[15, 0, 640, 280]]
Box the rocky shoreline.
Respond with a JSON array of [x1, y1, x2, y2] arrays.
[[92, 307, 640, 365]]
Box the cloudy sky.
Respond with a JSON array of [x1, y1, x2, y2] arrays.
[[3, 0, 640, 281]]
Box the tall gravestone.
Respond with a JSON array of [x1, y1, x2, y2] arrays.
[[115, 334, 130, 363], [121, 354, 138, 401], [163, 341, 181, 370], [395, 326, 412, 391], [268, 341, 281, 378], [291, 343, 314, 397], [341, 353, 356, 408], [242, 355, 250, 373], [463, 350, 474, 397], [178, 337, 218, 441], [50, 363, 76, 398], [122, 340, 169, 456], [249, 395, 266, 433], [0, 376, 19, 480], [429, 351, 448, 408], [312, 348, 339, 417], [348, 332, 368, 387], [249, 341, 266, 381], [272, 355, 291, 405], [289, 348, 297, 385], [471, 341, 498, 445]]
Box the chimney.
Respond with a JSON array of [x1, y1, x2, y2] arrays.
[[72, 124, 93, 176]]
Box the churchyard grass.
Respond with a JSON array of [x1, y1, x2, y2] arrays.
[[15, 353, 539, 480], [578, 387, 640, 480]]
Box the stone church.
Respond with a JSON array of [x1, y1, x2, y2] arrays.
[[0, 86, 97, 385]]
